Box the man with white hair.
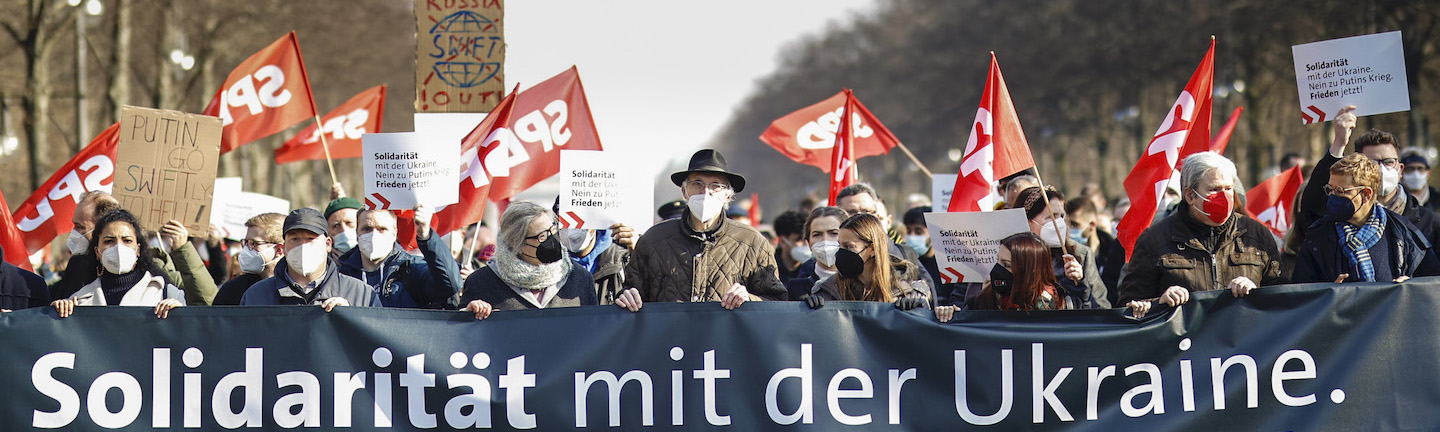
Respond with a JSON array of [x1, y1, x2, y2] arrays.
[[1119, 152, 1283, 317], [621, 149, 787, 310]]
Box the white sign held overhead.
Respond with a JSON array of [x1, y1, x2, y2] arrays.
[[558, 150, 653, 233], [1292, 31, 1410, 124], [363, 132, 459, 210], [923, 208, 1030, 284]]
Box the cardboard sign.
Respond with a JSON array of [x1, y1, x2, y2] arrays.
[[363, 132, 459, 210], [1292, 31, 1410, 124], [558, 150, 653, 232], [923, 209, 1030, 284], [415, 0, 505, 113], [113, 106, 222, 233], [209, 178, 291, 241], [931, 173, 957, 211]]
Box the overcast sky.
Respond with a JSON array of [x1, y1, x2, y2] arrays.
[[502, 0, 877, 202]]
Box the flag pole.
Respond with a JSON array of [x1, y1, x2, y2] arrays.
[[313, 115, 340, 186], [1028, 170, 1081, 281], [461, 222, 483, 270], [892, 141, 933, 178]]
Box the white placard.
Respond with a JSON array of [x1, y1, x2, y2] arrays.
[[209, 177, 243, 228], [362, 132, 459, 209], [558, 150, 653, 232], [923, 209, 1030, 284], [931, 174, 957, 211], [218, 192, 291, 241], [1292, 31, 1410, 124]]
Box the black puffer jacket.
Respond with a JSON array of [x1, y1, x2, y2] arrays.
[[626, 209, 786, 302]]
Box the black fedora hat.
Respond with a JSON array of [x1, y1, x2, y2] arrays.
[[670, 149, 747, 193]]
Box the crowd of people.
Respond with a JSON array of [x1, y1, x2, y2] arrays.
[[3, 107, 1438, 322]]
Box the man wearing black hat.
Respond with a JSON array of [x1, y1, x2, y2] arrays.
[[241, 208, 379, 309], [619, 149, 787, 311], [1403, 154, 1440, 212]]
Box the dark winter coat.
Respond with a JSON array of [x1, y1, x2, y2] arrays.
[[625, 210, 786, 302]]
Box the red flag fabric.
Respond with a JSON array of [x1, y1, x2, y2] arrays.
[[748, 193, 761, 228], [202, 32, 318, 154], [948, 53, 1036, 212], [1210, 106, 1243, 155], [274, 85, 386, 164], [459, 66, 603, 203], [11, 123, 120, 255], [1117, 40, 1215, 259], [760, 90, 900, 173], [430, 84, 518, 236], [1, 186, 33, 271], [827, 89, 858, 205], [1246, 166, 1304, 237]]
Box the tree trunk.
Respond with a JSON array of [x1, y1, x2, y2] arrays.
[[106, 0, 130, 123]]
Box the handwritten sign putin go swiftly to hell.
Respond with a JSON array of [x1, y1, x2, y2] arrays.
[[113, 106, 222, 233]]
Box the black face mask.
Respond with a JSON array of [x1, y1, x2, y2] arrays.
[[989, 264, 1014, 295], [836, 248, 866, 278], [534, 235, 565, 264]]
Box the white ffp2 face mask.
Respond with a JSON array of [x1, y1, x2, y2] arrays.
[[286, 238, 327, 276], [811, 240, 841, 268], [67, 229, 89, 255], [1381, 165, 1401, 196], [1038, 217, 1066, 248], [1403, 171, 1428, 192], [101, 245, 138, 274], [357, 231, 395, 262], [687, 194, 726, 222], [236, 247, 274, 274], [332, 230, 357, 254]]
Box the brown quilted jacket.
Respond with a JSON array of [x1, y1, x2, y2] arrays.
[[626, 212, 787, 302]]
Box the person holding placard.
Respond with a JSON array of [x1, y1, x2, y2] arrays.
[[936, 232, 1070, 320], [337, 205, 462, 309], [461, 202, 627, 318], [50, 210, 185, 319], [624, 149, 787, 309], [1013, 186, 1109, 309], [1119, 152, 1283, 317], [801, 213, 931, 310], [1296, 106, 1440, 246], [784, 206, 849, 301], [1291, 153, 1440, 284], [240, 208, 377, 310], [213, 213, 285, 305]]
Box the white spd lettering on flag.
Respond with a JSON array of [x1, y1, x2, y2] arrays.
[[215, 65, 293, 127]]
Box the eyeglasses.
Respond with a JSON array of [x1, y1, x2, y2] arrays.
[[242, 239, 279, 250], [684, 180, 732, 193], [524, 222, 560, 243], [1322, 185, 1367, 196], [1372, 157, 1400, 166]]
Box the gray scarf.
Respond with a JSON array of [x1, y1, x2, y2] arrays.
[[488, 242, 570, 291]]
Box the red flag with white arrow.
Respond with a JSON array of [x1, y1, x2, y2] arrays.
[[274, 85, 386, 164], [1117, 39, 1215, 259], [1246, 165, 1304, 237], [760, 90, 900, 173], [202, 32, 319, 154], [948, 53, 1036, 212]]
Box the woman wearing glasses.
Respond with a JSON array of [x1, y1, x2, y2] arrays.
[[460, 202, 641, 318]]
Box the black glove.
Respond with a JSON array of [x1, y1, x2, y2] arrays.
[[894, 297, 927, 311], [804, 295, 825, 309]]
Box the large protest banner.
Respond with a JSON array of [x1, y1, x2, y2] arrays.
[[1292, 31, 1410, 124], [4, 281, 1440, 430], [416, 0, 505, 112], [112, 106, 222, 233]]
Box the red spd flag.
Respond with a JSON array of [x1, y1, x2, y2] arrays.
[[275, 85, 386, 164], [760, 90, 900, 173], [948, 53, 1036, 212], [1210, 106, 1243, 155], [1, 186, 32, 271], [463, 66, 603, 201], [202, 32, 318, 154], [1246, 166, 1304, 237], [1117, 40, 1215, 258], [430, 86, 517, 235], [11, 124, 120, 254], [827, 90, 858, 205]]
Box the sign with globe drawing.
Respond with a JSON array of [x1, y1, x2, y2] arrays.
[[415, 0, 505, 113]]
